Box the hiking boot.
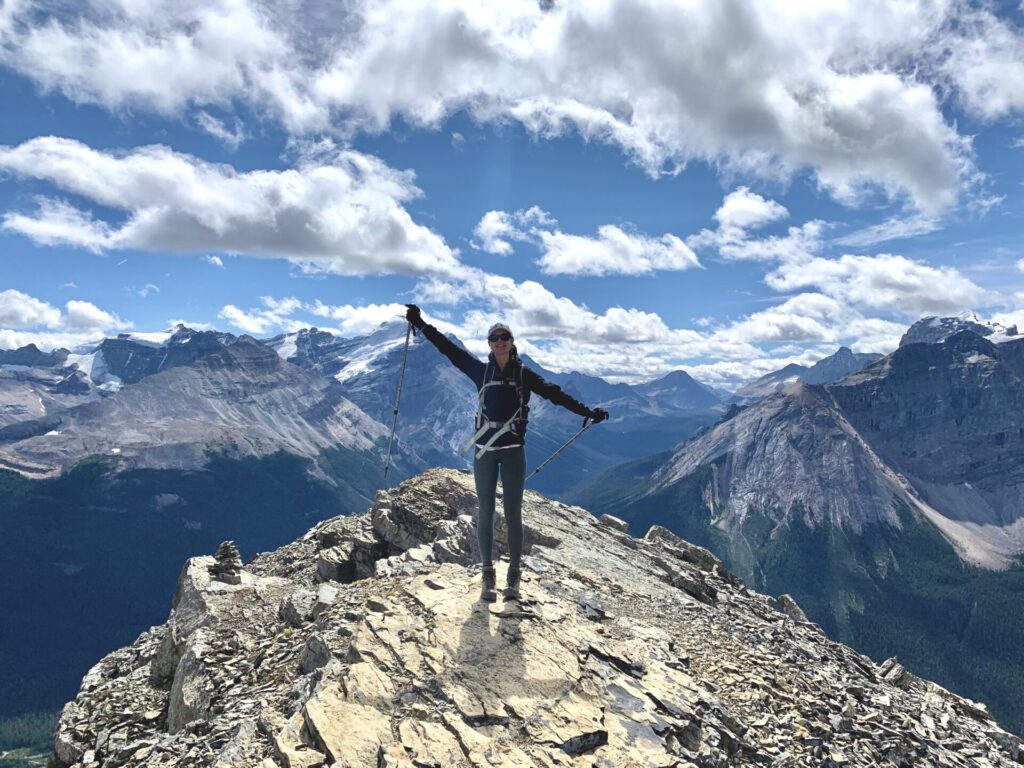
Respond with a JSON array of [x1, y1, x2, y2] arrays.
[[480, 565, 497, 602], [503, 566, 522, 600]]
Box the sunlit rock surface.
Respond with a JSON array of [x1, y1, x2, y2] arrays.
[[52, 469, 1022, 767]]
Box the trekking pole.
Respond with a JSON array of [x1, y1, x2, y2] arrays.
[[384, 321, 414, 479], [525, 417, 594, 484]]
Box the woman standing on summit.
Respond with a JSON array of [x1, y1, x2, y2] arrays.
[[405, 305, 608, 602]]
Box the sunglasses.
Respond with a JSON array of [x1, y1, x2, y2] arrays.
[[488, 333, 512, 342]]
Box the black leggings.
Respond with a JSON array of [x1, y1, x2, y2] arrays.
[[473, 446, 526, 567]]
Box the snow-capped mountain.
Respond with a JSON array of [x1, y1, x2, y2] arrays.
[[0, 335, 391, 477], [0, 345, 96, 429], [268, 321, 724, 494], [63, 324, 237, 391], [899, 312, 1020, 347]]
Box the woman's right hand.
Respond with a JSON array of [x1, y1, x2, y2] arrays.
[[405, 304, 426, 329]]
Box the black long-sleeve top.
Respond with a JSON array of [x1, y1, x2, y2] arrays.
[[419, 322, 591, 449]]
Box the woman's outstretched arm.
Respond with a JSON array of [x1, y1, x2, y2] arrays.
[[406, 304, 483, 383], [523, 367, 608, 422]]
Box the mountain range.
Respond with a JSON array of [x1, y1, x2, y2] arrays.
[[8, 312, 1020, 752], [0, 320, 727, 740], [730, 345, 883, 405], [568, 320, 1024, 734]]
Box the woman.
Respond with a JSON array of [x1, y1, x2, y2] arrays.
[[405, 304, 608, 601]]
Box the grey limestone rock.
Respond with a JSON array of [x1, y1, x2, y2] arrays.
[[775, 593, 809, 623], [50, 469, 1024, 768], [279, 588, 317, 627]]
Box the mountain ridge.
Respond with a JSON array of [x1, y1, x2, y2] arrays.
[[48, 469, 1024, 767]]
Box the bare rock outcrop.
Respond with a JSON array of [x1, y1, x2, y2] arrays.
[[52, 469, 1023, 767]]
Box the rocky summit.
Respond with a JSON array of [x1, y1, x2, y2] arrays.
[[52, 470, 1022, 768]]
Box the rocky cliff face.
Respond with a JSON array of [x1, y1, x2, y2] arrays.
[[51, 470, 1022, 768], [831, 332, 1024, 563], [651, 381, 915, 535], [0, 336, 388, 477], [0, 361, 95, 430]]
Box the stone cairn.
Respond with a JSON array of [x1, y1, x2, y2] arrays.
[[208, 540, 242, 585]]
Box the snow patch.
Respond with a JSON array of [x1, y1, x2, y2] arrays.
[[126, 329, 176, 347], [44, 430, 60, 436], [65, 351, 99, 379], [965, 353, 994, 364], [273, 334, 299, 361], [110, 447, 121, 454], [334, 337, 407, 382]]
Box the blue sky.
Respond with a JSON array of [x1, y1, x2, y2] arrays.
[[1, 0, 1023, 387]]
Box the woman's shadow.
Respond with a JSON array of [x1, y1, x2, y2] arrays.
[[451, 508, 573, 726]]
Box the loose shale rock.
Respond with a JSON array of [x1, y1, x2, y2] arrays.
[[51, 469, 1024, 767]]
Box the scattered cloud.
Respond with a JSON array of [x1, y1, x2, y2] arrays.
[[835, 215, 941, 248], [218, 296, 306, 335], [472, 206, 554, 255], [3, 197, 112, 252], [472, 207, 697, 277], [536, 226, 700, 277], [310, 301, 408, 335], [0, 289, 129, 349], [766, 253, 987, 317], [941, 10, 1024, 121], [135, 283, 160, 298], [0, 0, 997, 212], [206, 255, 225, 268], [0, 137, 463, 278], [713, 187, 788, 233], [64, 299, 124, 331], [196, 111, 247, 150], [689, 189, 821, 264], [0, 288, 62, 328]]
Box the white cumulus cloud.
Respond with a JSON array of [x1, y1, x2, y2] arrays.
[[0, 137, 462, 278], [0, 0, 1001, 212], [64, 299, 122, 331], [713, 187, 789, 232], [536, 225, 700, 277], [219, 296, 307, 335], [472, 207, 698, 277], [766, 253, 987, 317], [0, 289, 63, 328], [0, 289, 129, 349], [472, 206, 555, 255], [310, 301, 409, 336]]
